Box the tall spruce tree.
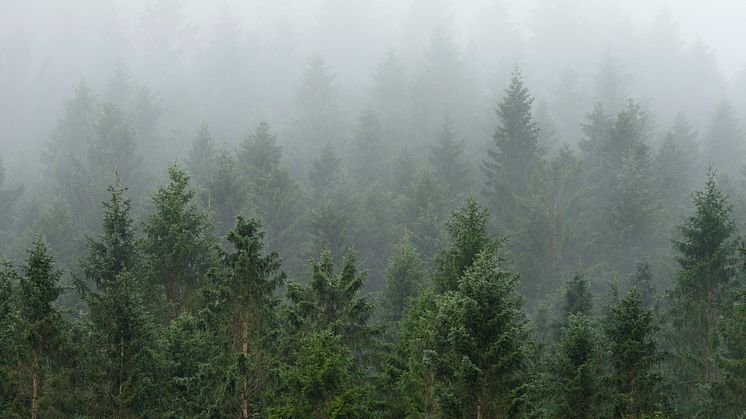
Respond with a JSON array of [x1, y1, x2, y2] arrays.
[[216, 216, 285, 418], [432, 196, 495, 293], [16, 237, 65, 419], [77, 176, 161, 417], [429, 118, 469, 203], [143, 165, 216, 313], [668, 169, 739, 414], [705, 99, 743, 179], [604, 286, 664, 417], [381, 233, 423, 325], [482, 67, 542, 229], [549, 314, 604, 419], [426, 251, 529, 417]]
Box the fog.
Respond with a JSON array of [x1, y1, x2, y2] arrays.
[[2, 0, 745, 182], [1, 1, 746, 416]]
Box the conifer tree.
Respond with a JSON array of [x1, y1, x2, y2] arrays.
[[655, 113, 701, 214], [549, 314, 604, 419], [482, 67, 542, 229], [216, 216, 285, 418], [351, 107, 389, 187], [238, 121, 302, 249], [603, 286, 663, 417], [77, 176, 161, 417], [143, 165, 216, 312], [705, 99, 743, 179], [0, 157, 23, 244], [668, 169, 739, 413], [426, 251, 529, 417], [381, 233, 423, 325], [429, 118, 468, 203], [186, 122, 217, 190], [286, 251, 375, 354], [0, 260, 20, 416], [432, 196, 495, 293], [16, 237, 65, 419]]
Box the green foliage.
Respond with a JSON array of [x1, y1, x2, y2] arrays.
[[286, 251, 375, 353], [143, 165, 216, 312], [270, 329, 372, 419], [213, 216, 286, 417], [603, 286, 663, 417], [76, 176, 163, 417], [429, 118, 469, 203], [549, 314, 604, 419], [433, 197, 495, 293], [667, 169, 740, 414], [381, 233, 423, 325], [483, 67, 542, 229]]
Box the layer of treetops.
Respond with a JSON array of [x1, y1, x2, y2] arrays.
[[1, 68, 745, 418]]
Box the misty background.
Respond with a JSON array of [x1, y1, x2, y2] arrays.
[[2, 0, 746, 185]]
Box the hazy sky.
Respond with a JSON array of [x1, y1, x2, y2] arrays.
[[494, 0, 746, 79]]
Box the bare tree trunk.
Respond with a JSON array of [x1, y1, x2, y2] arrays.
[[241, 317, 249, 419], [119, 335, 125, 396], [31, 349, 39, 419]]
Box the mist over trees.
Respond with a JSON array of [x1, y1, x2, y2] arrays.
[[1, 0, 746, 417]]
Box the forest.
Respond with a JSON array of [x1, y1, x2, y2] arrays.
[[1, 0, 746, 417]]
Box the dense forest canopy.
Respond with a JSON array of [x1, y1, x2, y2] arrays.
[[1, 0, 746, 417]]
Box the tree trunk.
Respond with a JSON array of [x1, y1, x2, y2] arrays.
[[119, 335, 125, 396], [31, 348, 39, 419], [705, 271, 714, 383], [241, 317, 249, 419]]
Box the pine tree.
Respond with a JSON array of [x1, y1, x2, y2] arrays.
[[0, 260, 21, 416], [482, 67, 542, 229], [351, 107, 389, 187], [426, 251, 530, 417], [205, 149, 245, 235], [705, 99, 744, 179], [143, 165, 216, 313], [603, 286, 663, 417], [429, 118, 469, 203], [270, 329, 372, 418], [554, 272, 594, 341], [0, 157, 23, 242], [381, 233, 423, 325], [186, 122, 217, 190], [216, 216, 285, 418], [76, 176, 162, 417], [308, 142, 342, 199], [238, 122, 302, 248], [432, 197, 495, 293], [16, 237, 65, 419], [295, 54, 343, 149], [655, 113, 701, 214], [668, 169, 739, 413], [286, 251, 375, 354], [550, 314, 604, 419]]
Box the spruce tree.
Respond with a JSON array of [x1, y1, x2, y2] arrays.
[[429, 118, 469, 203], [550, 314, 603, 419], [381, 233, 423, 325], [0, 260, 20, 416], [216, 216, 285, 418], [432, 196, 495, 293], [16, 237, 65, 419], [286, 251, 375, 354], [143, 165, 216, 313], [186, 122, 217, 190], [668, 169, 739, 413], [426, 251, 529, 417], [655, 113, 701, 214], [705, 99, 743, 179], [603, 286, 663, 417], [77, 176, 162, 417], [482, 67, 541, 229]]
